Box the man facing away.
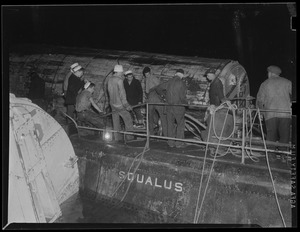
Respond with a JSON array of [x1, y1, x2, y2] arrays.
[[75, 82, 104, 129], [256, 65, 292, 146], [123, 70, 144, 126], [155, 69, 187, 148], [107, 65, 134, 142]]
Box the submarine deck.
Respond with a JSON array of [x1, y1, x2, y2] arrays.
[[70, 132, 292, 174]]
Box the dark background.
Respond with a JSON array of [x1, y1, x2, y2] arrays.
[[2, 3, 296, 99]]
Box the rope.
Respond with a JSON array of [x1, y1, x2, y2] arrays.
[[60, 103, 288, 225], [227, 108, 265, 162], [93, 140, 149, 220], [193, 115, 213, 223], [257, 108, 287, 227], [194, 101, 229, 223], [90, 139, 149, 222], [211, 101, 237, 141], [206, 101, 235, 158]]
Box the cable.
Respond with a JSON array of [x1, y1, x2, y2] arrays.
[[207, 102, 235, 158], [63, 101, 287, 225], [194, 102, 229, 223], [92, 141, 149, 221], [193, 112, 213, 223], [257, 108, 287, 227], [110, 144, 149, 200], [212, 101, 237, 141]]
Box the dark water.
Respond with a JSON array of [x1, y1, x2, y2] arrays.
[[57, 192, 139, 223], [55, 192, 264, 228], [56, 191, 174, 225]]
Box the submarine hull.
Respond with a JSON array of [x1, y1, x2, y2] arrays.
[[70, 134, 292, 226]]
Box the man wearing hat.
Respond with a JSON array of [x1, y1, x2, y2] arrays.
[[206, 72, 227, 106], [64, 63, 86, 121], [107, 65, 134, 141], [155, 69, 188, 148], [63, 63, 78, 95], [256, 65, 292, 145], [75, 82, 104, 129], [123, 70, 144, 126]]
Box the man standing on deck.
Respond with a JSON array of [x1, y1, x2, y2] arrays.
[[64, 63, 86, 121], [203, 72, 233, 155], [123, 70, 144, 126], [155, 69, 187, 148], [63, 63, 78, 96], [142, 66, 161, 100], [76, 81, 104, 129], [206, 72, 227, 106], [256, 65, 292, 146], [143, 66, 161, 133], [107, 65, 134, 142]]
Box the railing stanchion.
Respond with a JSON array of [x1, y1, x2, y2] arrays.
[[241, 108, 246, 164], [146, 103, 150, 149]]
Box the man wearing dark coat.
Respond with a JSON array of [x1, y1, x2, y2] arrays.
[[123, 70, 144, 125]]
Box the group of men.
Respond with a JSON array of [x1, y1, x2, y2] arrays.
[[63, 62, 189, 147], [106, 65, 188, 147], [204, 64, 292, 147], [63, 61, 292, 149]]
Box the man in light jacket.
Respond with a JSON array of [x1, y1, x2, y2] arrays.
[[107, 65, 134, 141], [256, 65, 292, 146]]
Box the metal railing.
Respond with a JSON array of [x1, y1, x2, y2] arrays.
[[63, 102, 294, 165]]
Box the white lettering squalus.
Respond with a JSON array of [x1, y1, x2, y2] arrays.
[[118, 171, 183, 192]]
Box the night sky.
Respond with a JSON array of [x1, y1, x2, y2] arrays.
[[2, 3, 296, 99]]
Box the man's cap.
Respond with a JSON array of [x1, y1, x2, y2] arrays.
[[71, 63, 84, 73], [114, 64, 124, 73], [176, 69, 184, 75], [84, 81, 91, 89], [206, 73, 216, 78], [124, 70, 133, 76], [143, 66, 151, 75], [73, 65, 84, 72], [175, 69, 184, 78], [267, 65, 281, 75], [70, 63, 79, 69]]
